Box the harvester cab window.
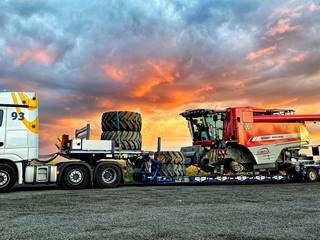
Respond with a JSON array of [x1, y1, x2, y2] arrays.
[[190, 117, 210, 141], [205, 113, 224, 141]]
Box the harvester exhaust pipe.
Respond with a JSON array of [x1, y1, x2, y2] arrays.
[[157, 137, 161, 160]]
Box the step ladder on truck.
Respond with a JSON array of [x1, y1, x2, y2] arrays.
[[0, 92, 319, 193]]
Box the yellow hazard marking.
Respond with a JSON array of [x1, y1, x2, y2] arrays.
[[17, 92, 38, 110], [11, 92, 39, 134]]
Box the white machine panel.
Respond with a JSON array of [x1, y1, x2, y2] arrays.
[[71, 139, 82, 150], [82, 140, 113, 151]]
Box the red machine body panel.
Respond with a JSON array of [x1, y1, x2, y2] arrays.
[[224, 107, 310, 148]]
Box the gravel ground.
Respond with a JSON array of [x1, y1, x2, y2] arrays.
[[0, 183, 319, 240]]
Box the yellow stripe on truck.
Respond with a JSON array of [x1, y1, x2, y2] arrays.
[[11, 92, 39, 134], [18, 92, 38, 110]]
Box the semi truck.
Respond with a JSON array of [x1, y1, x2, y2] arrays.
[[0, 92, 319, 193]]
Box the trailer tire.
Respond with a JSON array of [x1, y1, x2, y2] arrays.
[[102, 111, 142, 132], [60, 165, 89, 190], [95, 164, 122, 188], [306, 168, 318, 182], [101, 131, 142, 150], [0, 164, 17, 193]]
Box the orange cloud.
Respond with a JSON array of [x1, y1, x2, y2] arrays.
[[246, 45, 277, 61], [100, 64, 124, 81], [15, 47, 57, 66], [267, 19, 302, 36], [290, 52, 308, 63], [131, 60, 177, 97]]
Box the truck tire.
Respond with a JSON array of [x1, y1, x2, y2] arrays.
[[0, 164, 17, 193], [154, 151, 185, 164], [306, 168, 318, 182], [95, 163, 122, 188], [101, 131, 142, 150], [60, 165, 89, 189], [102, 111, 142, 131]]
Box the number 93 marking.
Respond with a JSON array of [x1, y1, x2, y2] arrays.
[[11, 112, 25, 121]]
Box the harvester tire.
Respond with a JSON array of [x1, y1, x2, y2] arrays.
[[101, 131, 142, 150], [159, 164, 186, 177], [102, 111, 142, 132], [155, 151, 185, 164]]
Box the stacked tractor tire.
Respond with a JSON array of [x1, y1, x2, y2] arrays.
[[155, 151, 186, 177], [101, 111, 142, 150], [101, 111, 186, 176]]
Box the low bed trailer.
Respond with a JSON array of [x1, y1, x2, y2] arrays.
[[0, 92, 319, 193]]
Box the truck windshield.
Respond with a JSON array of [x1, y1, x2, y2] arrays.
[[188, 113, 224, 141]]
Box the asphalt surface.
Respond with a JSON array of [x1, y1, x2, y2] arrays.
[[0, 183, 319, 240]]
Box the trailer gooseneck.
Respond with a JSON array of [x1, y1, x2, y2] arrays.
[[0, 92, 319, 193]]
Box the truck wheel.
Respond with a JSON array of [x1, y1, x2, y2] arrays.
[[60, 165, 89, 189], [306, 168, 318, 182], [0, 164, 17, 193], [95, 164, 121, 188]]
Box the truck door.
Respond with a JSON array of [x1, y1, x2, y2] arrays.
[[0, 108, 6, 155]]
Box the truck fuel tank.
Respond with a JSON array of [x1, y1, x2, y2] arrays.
[[25, 165, 57, 183]]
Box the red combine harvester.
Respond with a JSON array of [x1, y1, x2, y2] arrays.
[[180, 107, 320, 176]]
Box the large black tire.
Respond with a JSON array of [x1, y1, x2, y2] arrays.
[[102, 111, 142, 132], [60, 165, 89, 190], [101, 131, 142, 150], [0, 164, 17, 193], [154, 151, 185, 164], [95, 163, 122, 188]]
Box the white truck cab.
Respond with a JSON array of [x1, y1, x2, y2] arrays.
[[0, 92, 47, 191]]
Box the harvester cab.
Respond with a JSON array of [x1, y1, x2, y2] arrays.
[[180, 109, 226, 147]]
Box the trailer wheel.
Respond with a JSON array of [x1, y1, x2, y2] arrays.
[[60, 165, 89, 189], [95, 164, 121, 188], [306, 168, 318, 182], [0, 164, 17, 193]]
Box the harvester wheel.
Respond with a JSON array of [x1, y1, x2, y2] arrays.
[[101, 131, 142, 150], [155, 151, 185, 164], [102, 111, 142, 132], [306, 168, 318, 182]]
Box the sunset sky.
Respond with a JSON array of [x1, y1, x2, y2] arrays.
[[1, 0, 320, 153]]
